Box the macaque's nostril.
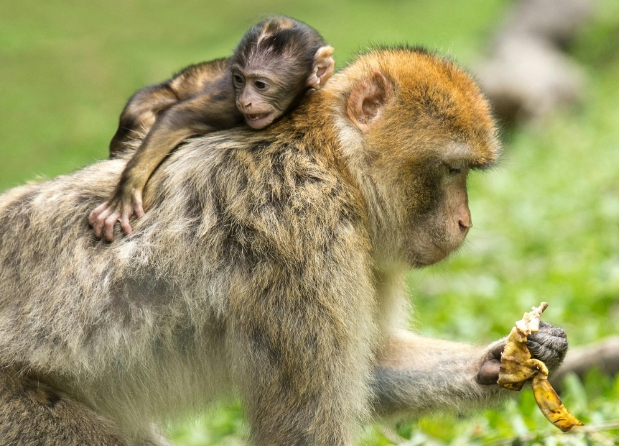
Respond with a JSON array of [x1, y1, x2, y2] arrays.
[[459, 218, 471, 233]]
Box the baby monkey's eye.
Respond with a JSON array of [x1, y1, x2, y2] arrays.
[[233, 74, 245, 85], [254, 80, 267, 90]]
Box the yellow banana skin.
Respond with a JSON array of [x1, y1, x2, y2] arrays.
[[497, 325, 538, 391], [497, 303, 584, 432], [531, 360, 584, 432]]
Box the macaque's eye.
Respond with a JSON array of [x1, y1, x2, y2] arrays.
[[233, 74, 245, 86], [254, 80, 267, 90], [445, 162, 466, 176]]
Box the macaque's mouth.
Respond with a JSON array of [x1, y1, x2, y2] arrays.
[[245, 112, 276, 129]]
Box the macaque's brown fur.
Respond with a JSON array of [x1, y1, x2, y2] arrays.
[[94, 17, 334, 241], [0, 48, 567, 445]]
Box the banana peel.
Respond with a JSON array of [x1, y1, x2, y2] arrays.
[[497, 302, 584, 432]]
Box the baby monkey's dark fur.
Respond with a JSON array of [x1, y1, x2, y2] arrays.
[[93, 17, 334, 241]]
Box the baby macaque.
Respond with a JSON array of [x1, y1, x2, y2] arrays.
[[90, 16, 334, 241]]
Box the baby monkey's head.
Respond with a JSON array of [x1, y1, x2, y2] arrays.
[[230, 16, 334, 129]]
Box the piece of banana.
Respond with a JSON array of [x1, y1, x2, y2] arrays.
[[497, 302, 584, 432]]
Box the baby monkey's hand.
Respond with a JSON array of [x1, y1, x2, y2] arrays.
[[89, 186, 144, 242]]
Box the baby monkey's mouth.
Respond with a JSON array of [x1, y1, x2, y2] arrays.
[[244, 111, 277, 129], [246, 113, 270, 121]]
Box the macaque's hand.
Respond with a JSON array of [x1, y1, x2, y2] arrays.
[[88, 187, 145, 242], [479, 303, 582, 432], [526, 320, 568, 374], [476, 320, 567, 386]]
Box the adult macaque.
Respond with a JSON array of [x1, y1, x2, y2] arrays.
[[92, 16, 334, 241], [0, 48, 567, 445]]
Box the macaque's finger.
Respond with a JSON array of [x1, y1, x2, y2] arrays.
[[119, 209, 133, 236], [488, 340, 505, 361], [103, 211, 121, 242], [92, 206, 114, 238], [477, 358, 500, 385], [119, 217, 133, 236], [132, 190, 145, 219], [88, 202, 109, 227], [527, 321, 568, 373], [477, 340, 506, 385]]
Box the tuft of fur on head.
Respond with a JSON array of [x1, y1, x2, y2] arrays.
[[324, 46, 499, 167], [232, 16, 328, 86]]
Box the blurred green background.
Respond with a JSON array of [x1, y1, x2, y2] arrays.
[[1, 0, 619, 444]]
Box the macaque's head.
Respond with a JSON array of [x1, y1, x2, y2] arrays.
[[230, 17, 335, 129], [336, 48, 499, 268]]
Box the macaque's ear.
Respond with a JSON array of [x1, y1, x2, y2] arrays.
[[347, 71, 394, 132], [307, 45, 335, 89]]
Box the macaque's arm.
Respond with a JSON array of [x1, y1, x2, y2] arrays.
[[371, 326, 568, 418]]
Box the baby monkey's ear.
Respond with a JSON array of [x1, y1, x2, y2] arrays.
[[307, 46, 335, 90]]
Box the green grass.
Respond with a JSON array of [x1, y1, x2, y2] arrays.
[[0, 0, 507, 190], [2, 0, 619, 444]]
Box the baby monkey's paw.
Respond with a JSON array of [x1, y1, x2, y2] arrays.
[[88, 189, 144, 242]]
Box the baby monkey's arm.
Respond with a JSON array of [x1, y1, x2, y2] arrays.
[[90, 88, 240, 241]]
